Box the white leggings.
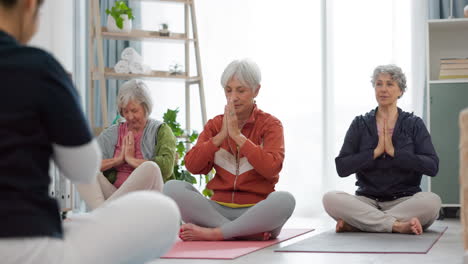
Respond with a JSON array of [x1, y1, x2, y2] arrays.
[[0, 191, 180, 264], [77, 161, 164, 210]]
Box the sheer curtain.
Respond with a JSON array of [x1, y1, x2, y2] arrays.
[[91, 0, 141, 127], [324, 0, 414, 195], [324, 0, 430, 198], [141, 0, 323, 217], [140, 0, 426, 217]]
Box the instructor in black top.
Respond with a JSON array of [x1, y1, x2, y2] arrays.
[[323, 64, 441, 235], [0, 1, 179, 263]]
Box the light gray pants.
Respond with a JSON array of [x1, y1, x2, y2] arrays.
[[163, 180, 296, 239], [322, 191, 441, 232]]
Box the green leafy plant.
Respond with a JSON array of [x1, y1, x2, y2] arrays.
[[159, 23, 170, 36], [105, 1, 135, 29], [160, 23, 169, 30], [163, 108, 213, 197]]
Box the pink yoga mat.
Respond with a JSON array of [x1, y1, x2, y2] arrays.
[[162, 228, 314, 260]]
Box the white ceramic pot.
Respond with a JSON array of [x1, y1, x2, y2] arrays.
[[107, 14, 132, 33], [159, 29, 170, 37]]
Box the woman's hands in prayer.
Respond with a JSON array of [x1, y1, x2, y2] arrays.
[[373, 119, 395, 159], [212, 98, 246, 147], [124, 131, 135, 162]]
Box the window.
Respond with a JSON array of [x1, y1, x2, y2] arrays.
[[136, 0, 420, 217]]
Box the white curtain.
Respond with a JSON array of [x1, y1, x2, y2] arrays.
[[140, 0, 427, 217]]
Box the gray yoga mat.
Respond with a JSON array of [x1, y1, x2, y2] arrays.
[[275, 226, 447, 254]]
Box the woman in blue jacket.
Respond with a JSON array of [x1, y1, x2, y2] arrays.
[[323, 64, 441, 235], [0, 1, 179, 263]]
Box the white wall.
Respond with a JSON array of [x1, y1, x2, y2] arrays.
[[141, 0, 324, 217], [29, 0, 74, 72]]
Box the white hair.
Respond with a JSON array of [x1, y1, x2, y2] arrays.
[[220, 59, 261, 92], [117, 79, 153, 117]]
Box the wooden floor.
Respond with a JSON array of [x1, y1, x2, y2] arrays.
[[149, 214, 464, 264]]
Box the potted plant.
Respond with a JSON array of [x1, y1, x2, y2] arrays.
[[169, 62, 184, 75], [163, 108, 213, 197], [159, 23, 170, 37], [106, 1, 135, 33]]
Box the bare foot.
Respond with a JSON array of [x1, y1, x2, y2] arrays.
[[335, 219, 361, 233], [235, 232, 272, 241], [392, 218, 423, 235], [179, 223, 224, 241]]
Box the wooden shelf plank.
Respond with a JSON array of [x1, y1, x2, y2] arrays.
[[131, 0, 191, 3], [92, 67, 201, 82], [428, 18, 468, 30], [101, 27, 194, 42]]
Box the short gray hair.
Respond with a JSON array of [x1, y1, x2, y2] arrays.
[[117, 79, 153, 117], [371, 64, 407, 98], [220, 59, 261, 92]]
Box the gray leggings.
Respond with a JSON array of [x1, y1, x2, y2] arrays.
[[163, 180, 296, 239]]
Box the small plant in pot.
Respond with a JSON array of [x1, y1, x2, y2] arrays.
[[106, 1, 135, 33], [159, 23, 170, 37], [169, 63, 184, 75]]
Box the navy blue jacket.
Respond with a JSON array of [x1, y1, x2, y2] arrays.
[[335, 107, 439, 199], [0, 31, 92, 238]]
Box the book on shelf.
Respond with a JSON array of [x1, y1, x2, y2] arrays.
[[439, 59, 468, 79], [440, 69, 468, 75], [440, 58, 468, 64], [439, 75, 468, 80], [439, 71, 468, 79], [440, 63, 468, 70]]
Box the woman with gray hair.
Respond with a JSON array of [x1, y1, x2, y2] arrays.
[[77, 79, 176, 210], [323, 64, 441, 235], [164, 59, 295, 241]]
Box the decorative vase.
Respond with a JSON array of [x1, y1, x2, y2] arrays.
[[464, 5, 468, 18], [107, 14, 132, 33]]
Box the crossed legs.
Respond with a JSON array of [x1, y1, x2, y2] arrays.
[[77, 161, 164, 210], [322, 191, 441, 235], [163, 180, 296, 241]]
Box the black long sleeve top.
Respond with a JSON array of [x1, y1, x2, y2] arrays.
[[335, 107, 439, 199], [0, 31, 92, 238]]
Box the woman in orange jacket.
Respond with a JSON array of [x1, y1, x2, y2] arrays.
[[164, 58, 295, 241]]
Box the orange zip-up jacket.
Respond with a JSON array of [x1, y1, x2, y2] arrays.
[[185, 105, 285, 205]]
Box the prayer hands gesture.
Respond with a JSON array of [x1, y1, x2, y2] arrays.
[[225, 98, 241, 139], [212, 97, 246, 147], [373, 119, 395, 159], [115, 131, 136, 165], [100, 131, 139, 172], [124, 131, 135, 162]]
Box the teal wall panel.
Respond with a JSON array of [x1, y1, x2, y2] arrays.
[[430, 82, 468, 204]]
